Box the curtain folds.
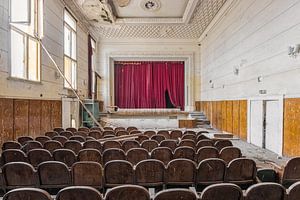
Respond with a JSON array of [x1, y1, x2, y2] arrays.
[[114, 61, 185, 110]]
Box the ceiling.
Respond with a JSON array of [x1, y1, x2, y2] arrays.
[[73, 0, 228, 39]]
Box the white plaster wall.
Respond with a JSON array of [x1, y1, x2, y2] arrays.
[[0, 0, 90, 100], [96, 38, 201, 110], [200, 0, 300, 101]]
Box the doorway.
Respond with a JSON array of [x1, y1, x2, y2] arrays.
[[248, 97, 283, 155]]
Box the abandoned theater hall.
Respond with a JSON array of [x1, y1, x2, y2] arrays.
[[0, 0, 300, 199]]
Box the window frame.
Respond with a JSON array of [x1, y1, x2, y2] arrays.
[[63, 9, 77, 90], [9, 0, 42, 82]]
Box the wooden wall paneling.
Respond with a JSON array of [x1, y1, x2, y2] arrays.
[[14, 99, 29, 139], [29, 100, 41, 138], [226, 101, 233, 133], [232, 101, 240, 136], [239, 100, 248, 140], [283, 98, 300, 156], [212, 101, 218, 127], [41, 101, 52, 133], [216, 101, 222, 130], [221, 101, 227, 131], [0, 99, 14, 146], [51, 101, 62, 129]]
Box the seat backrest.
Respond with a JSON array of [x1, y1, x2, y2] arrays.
[[173, 146, 195, 160], [135, 159, 165, 187], [102, 148, 126, 164], [78, 149, 102, 163], [170, 130, 182, 139], [28, 149, 53, 168], [2, 149, 28, 163], [225, 158, 257, 187], [38, 161, 71, 187], [78, 127, 90, 132], [122, 140, 140, 152], [66, 127, 77, 133], [126, 148, 149, 165], [103, 130, 115, 137], [90, 126, 102, 132], [196, 158, 226, 185], [214, 140, 233, 151], [2, 141, 22, 151], [219, 147, 241, 164], [103, 141, 122, 151], [197, 134, 209, 141], [45, 131, 59, 139], [53, 149, 77, 167], [3, 188, 52, 200], [127, 126, 138, 132], [104, 160, 134, 187], [151, 135, 166, 143], [59, 131, 74, 139], [157, 130, 171, 139], [182, 134, 196, 141], [69, 135, 86, 143], [116, 130, 129, 137], [35, 136, 51, 146], [103, 126, 114, 131], [54, 127, 64, 133], [165, 159, 196, 186], [43, 140, 63, 153], [151, 147, 173, 165], [52, 136, 68, 145], [115, 127, 126, 132], [141, 140, 159, 152], [3, 162, 37, 187], [178, 139, 196, 149], [88, 131, 102, 139], [83, 140, 102, 152], [74, 131, 88, 139], [282, 157, 300, 188], [143, 131, 156, 138], [22, 141, 43, 153], [64, 141, 83, 155], [129, 130, 142, 135], [72, 161, 103, 188], [201, 183, 243, 200], [245, 183, 286, 200], [105, 185, 150, 200], [136, 135, 150, 144], [154, 189, 197, 200], [56, 186, 103, 200], [183, 130, 196, 135], [196, 139, 214, 150], [160, 140, 178, 151], [18, 136, 33, 145], [196, 147, 219, 163], [287, 181, 300, 200]]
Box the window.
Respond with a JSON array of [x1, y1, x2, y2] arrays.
[[9, 0, 43, 81], [64, 10, 77, 89]]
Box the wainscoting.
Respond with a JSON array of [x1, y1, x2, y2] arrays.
[[0, 98, 62, 147]]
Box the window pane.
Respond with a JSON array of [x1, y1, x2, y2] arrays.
[[64, 11, 76, 31], [11, 30, 26, 79], [71, 31, 76, 60], [71, 61, 77, 89], [10, 0, 30, 23], [64, 26, 71, 56], [64, 56, 72, 88], [28, 38, 40, 81]]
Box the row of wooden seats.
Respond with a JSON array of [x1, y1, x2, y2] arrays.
[[2, 145, 241, 167], [4, 181, 300, 200], [0, 158, 256, 191], [53, 126, 139, 133]]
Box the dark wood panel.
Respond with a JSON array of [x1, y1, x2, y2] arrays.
[[232, 101, 240, 136], [221, 101, 227, 131], [239, 100, 247, 141], [0, 99, 14, 145], [29, 100, 41, 138], [216, 101, 222, 130], [283, 98, 300, 156], [41, 101, 52, 133], [226, 101, 233, 133], [14, 99, 29, 138], [51, 101, 62, 129], [212, 101, 218, 128]]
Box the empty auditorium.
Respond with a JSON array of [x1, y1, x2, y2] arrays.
[[0, 0, 300, 199]]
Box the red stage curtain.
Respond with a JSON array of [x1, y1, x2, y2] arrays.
[[114, 61, 185, 110]]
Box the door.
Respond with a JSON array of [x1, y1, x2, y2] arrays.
[[249, 100, 264, 148], [265, 100, 282, 155]]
